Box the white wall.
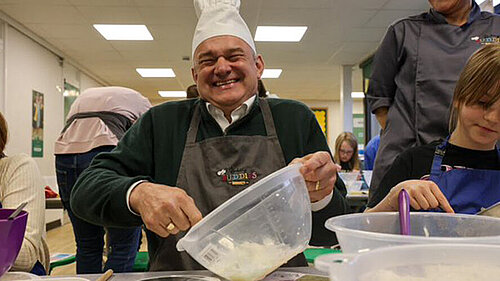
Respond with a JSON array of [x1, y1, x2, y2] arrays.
[[80, 70, 102, 90], [64, 62, 102, 92], [63, 63, 79, 89], [4, 26, 63, 176], [2, 26, 102, 177], [353, 99, 364, 114]]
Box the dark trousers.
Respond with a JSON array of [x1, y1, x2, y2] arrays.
[[55, 146, 141, 274]]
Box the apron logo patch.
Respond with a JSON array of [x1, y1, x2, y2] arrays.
[[471, 35, 499, 45], [217, 168, 258, 186]]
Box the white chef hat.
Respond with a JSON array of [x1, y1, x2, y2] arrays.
[[192, 0, 256, 58]]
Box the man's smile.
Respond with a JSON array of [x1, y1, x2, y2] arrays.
[[213, 79, 239, 87]]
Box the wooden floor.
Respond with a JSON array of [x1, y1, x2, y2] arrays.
[[46, 214, 147, 276], [47, 221, 77, 276]]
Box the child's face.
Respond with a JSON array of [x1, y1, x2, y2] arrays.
[[339, 141, 355, 163], [456, 93, 500, 150]]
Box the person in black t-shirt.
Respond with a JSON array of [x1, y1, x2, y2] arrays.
[[367, 44, 500, 214]]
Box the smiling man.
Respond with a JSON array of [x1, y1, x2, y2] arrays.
[[70, 0, 349, 271]]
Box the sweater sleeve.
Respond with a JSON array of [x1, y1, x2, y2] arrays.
[[71, 111, 155, 227], [1, 155, 49, 272], [310, 181, 349, 246]]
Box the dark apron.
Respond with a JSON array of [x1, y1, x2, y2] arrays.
[[428, 138, 500, 214], [149, 98, 307, 270], [0, 201, 46, 275]]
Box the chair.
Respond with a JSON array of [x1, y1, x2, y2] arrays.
[[49, 253, 76, 274]]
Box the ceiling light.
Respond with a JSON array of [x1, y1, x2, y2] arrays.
[[158, 91, 186, 98], [351, 92, 365, 99], [93, 24, 153, 40], [475, 0, 487, 4], [493, 0, 499, 6], [136, 68, 175, 78], [261, 69, 282, 79], [255, 26, 308, 42]]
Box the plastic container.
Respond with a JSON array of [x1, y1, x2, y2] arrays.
[[348, 181, 363, 193], [0, 209, 28, 278], [177, 164, 311, 281], [315, 244, 500, 281], [338, 172, 360, 193], [325, 212, 500, 253]]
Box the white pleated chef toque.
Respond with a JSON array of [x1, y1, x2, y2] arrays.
[[192, 0, 256, 58]]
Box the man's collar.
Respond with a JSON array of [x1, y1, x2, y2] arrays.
[[205, 94, 257, 117], [428, 1, 481, 26]]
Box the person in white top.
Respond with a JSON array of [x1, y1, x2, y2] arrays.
[[54, 86, 151, 274], [0, 112, 50, 274]]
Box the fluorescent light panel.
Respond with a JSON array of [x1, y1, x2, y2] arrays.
[[93, 24, 153, 40], [261, 69, 282, 79], [158, 91, 186, 98], [351, 92, 365, 99], [136, 68, 175, 78], [255, 26, 308, 42]]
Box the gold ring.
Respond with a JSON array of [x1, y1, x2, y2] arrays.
[[166, 222, 176, 231], [315, 181, 320, 191]]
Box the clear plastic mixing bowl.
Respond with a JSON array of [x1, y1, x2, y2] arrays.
[[325, 212, 500, 253], [177, 164, 311, 281]]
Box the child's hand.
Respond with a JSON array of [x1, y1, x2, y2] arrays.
[[367, 180, 454, 213]]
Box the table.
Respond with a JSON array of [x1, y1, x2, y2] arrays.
[[346, 191, 368, 213], [45, 198, 63, 209], [47, 267, 326, 281]]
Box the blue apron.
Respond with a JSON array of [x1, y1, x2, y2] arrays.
[[428, 138, 500, 214], [0, 201, 46, 275]]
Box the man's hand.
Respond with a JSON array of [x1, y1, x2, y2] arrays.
[[290, 151, 341, 202], [367, 180, 454, 213], [129, 182, 203, 237]]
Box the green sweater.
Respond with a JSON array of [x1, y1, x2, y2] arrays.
[[71, 97, 348, 247]]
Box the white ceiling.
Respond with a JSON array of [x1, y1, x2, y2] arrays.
[[0, 0, 429, 103]]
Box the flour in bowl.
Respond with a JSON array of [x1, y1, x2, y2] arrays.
[[208, 239, 302, 281]]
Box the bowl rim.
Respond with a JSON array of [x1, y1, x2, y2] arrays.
[[326, 212, 500, 242], [0, 209, 28, 222], [139, 275, 221, 281], [316, 243, 500, 273]]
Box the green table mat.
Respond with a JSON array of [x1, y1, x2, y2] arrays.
[[303, 248, 342, 263]]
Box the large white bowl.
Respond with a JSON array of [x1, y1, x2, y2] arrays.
[[325, 212, 500, 253], [177, 164, 311, 281], [315, 244, 500, 281]]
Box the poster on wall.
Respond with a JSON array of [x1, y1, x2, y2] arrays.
[[32, 90, 44, 158], [353, 113, 365, 151], [311, 108, 327, 138]]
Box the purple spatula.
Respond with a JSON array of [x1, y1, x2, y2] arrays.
[[398, 189, 411, 235]]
